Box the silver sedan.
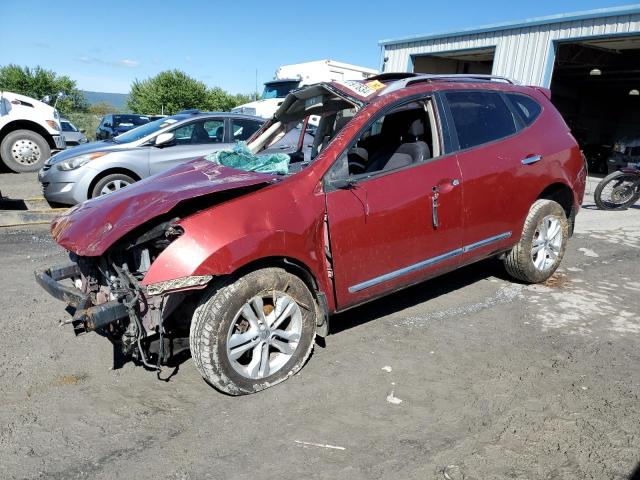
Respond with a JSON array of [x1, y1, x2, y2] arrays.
[[39, 112, 264, 205]]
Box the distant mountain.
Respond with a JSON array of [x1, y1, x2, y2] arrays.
[[82, 90, 129, 111]]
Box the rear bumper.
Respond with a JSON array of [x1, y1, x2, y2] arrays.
[[35, 263, 128, 334]]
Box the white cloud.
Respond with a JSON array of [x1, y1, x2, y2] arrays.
[[74, 56, 140, 68], [118, 59, 139, 68]]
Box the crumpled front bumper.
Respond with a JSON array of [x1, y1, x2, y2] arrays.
[[34, 262, 128, 334]]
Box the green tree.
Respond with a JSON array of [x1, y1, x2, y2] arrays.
[[128, 70, 256, 114], [88, 101, 118, 116], [128, 70, 209, 115], [0, 64, 87, 114]]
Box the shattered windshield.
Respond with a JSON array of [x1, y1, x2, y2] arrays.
[[206, 142, 290, 175], [205, 85, 359, 176]]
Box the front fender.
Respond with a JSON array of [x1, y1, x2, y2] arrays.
[[141, 229, 286, 285], [140, 173, 333, 309]]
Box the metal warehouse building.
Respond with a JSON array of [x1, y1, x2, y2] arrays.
[[379, 5, 640, 171]]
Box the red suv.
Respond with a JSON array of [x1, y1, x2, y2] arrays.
[[36, 74, 587, 395]]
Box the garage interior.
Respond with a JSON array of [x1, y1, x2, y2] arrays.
[[550, 35, 640, 172], [412, 47, 495, 75]]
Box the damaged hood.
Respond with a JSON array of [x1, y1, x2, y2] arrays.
[[51, 159, 278, 256]]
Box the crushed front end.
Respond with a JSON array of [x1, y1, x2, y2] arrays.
[[35, 219, 202, 370]]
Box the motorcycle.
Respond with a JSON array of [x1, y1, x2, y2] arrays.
[[594, 167, 640, 210]]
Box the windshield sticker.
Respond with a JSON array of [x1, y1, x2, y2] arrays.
[[365, 80, 386, 91], [336, 80, 379, 98]]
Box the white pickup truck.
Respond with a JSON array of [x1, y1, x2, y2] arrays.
[[232, 60, 377, 120], [0, 91, 66, 172]]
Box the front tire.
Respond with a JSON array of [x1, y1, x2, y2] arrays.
[[504, 199, 569, 283], [91, 173, 135, 198], [0, 129, 51, 172], [189, 268, 317, 395]]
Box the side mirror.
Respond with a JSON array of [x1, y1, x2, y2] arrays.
[[41, 95, 51, 104], [154, 132, 175, 146], [80, 129, 86, 133]]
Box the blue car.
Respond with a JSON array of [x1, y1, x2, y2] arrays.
[[95, 114, 150, 140]]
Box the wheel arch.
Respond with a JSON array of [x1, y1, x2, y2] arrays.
[[87, 167, 142, 199], [0, 120, 56, 149], [229, 255, 330, 336], [536, 181, 575, 234]]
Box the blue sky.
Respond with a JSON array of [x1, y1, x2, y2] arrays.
[[0, 1, 635, 94]]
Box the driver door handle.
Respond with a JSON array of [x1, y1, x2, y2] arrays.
[[522, 154, 542, 165]]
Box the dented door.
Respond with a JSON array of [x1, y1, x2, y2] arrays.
[[326, 155, 463, 310]]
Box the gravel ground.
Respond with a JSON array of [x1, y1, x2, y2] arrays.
[[0, 194, 639, 479]]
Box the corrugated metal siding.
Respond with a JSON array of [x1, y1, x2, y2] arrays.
[[382, 13, 640, 86]]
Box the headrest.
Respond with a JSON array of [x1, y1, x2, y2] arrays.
[[407, 119, 424, 138]]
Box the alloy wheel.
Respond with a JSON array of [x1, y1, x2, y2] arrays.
[[100, 179, 131, 196], [226, 292, 303, 380], [531, 215, 563, 271]]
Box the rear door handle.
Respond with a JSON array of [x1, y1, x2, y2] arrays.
[[522, 155, 542, 165]]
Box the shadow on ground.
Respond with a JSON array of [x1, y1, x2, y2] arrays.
[[156, 257, 509, 376]]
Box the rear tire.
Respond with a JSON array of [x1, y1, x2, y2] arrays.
[[504, 199, 569, 283], [90, 173, 135, 198], [189, 268, 317, 395], [0, 129, 51, 172]]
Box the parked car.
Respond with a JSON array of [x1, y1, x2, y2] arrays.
[[36, 74, 586, 395], [607, 138, 640, 173], [39, 112, 265, 205], [0, 91, 66, 172], [95, 114, 151, 140], [60, 118, 88, 146]]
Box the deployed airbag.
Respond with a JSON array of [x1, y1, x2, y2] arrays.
[[206, 142, 290, 175]]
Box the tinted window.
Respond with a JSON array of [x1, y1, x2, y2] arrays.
[[232, 119, 262, 141], [446, 91, 517, 150], [172, 119, 225, 145], [506, 93, 542, 126]]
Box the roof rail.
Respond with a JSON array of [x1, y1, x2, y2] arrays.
[[176, 109, 201, 115], [366, 72, 420, 82], [383, 74, 519, 94]]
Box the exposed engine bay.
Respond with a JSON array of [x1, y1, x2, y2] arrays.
[[62, 219, 194, 370]]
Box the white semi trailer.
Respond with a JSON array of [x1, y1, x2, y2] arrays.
[[233, 60, 377, 119]]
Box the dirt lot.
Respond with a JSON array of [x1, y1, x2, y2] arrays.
[[1, 183, 639, 479]]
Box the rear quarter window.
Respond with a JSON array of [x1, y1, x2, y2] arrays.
[[445, 91, 518, 150], [506, 93, 542, 126]]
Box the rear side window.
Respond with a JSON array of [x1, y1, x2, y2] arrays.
[[445, 91, 517, 150], [506, 93, 542, 126]]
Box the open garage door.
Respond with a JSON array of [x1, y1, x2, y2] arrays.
[[412, 47, 495, 75], [550, 36, 640, 174]]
